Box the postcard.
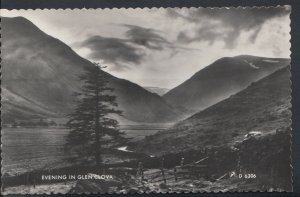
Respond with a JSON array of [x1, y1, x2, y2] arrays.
[[1, 6, 292, 194]]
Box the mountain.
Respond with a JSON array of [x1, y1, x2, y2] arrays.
[[1, 17, 179, 124], [137, 66, 291, 155], [143, 87, 170, 96], [163, 55, 290, 114]]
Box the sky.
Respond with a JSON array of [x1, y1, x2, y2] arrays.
[[1, 7, 291, 89]]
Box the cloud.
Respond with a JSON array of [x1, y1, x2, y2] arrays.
[[80, 35, 145, 70], [122, 24, 202, 51], [167, 6, 290, 49], [79, 25, 171, 71], [123, 24, 170, 50], [80, 25, 202, 71]]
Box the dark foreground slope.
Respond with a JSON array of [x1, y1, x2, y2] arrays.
[[139, 66, 291, 155], [1, 17, 179, 124], [163, 56, 290, 114], [135, 66, 291, 191]]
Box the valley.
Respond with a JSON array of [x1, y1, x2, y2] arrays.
[[1, 17, 180, 124], [1, 124, 171, 177], [138, 66, 291, 156], [1, 16, 292, 193], [163, 55, 290, 114]]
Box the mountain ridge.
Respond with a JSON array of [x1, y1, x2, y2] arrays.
[[1, 16, 180, 124], [163, 55, 290, 114], [137, 65, 291, 155]]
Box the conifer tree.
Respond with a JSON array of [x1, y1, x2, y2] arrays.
[[65, 63, 125, 165]]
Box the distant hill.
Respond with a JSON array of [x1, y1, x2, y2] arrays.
[[137, 66, 291, 155], [144, 87, 170, 96], [163, 55, 290, 114], [1, 17, 179, 124]]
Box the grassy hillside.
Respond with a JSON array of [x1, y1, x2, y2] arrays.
[[138, 66, 291, 155], [163, 55, 290, 114]]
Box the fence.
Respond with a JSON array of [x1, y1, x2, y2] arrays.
[[136, 157, 209, 184], [2, 157, 209, 192]]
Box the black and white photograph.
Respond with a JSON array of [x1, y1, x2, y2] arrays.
[[1, 6, 292, 194]]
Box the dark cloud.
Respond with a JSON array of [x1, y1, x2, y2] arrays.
[[123, 24, 170, 50], [167, 6, 290, 48], [81, 35, 145, 70], [80, 26, 170, 70], [123, 24, 201, 51], [80, 25, 202, 71]]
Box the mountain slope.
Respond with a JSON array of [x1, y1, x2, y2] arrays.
[[1, 17, 179, 124], [138, 66, 291, 155], [163, 55, 290, 114], [144, 87, 170, 96]]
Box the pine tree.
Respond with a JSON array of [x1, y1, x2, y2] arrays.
[[65, 63, 125, 165]]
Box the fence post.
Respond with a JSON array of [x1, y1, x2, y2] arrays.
[[25, 173, 29, 186], [33, 172, 36, 188], [140, 162, 144, 182], [181, 157, 185, 167], [271, 164, 275, 187], [1, 176, 5, 192], [137, 162, 144, 183], [237, 150, 241, 174], [174, 167, 177, 181], [2, 173, 10, 192], [161, 158, 166, 184], [196, 169, 200, 179]]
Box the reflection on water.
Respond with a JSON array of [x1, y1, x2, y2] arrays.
[[117, 146, 133, 152], [2, 124, 171, 175]]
